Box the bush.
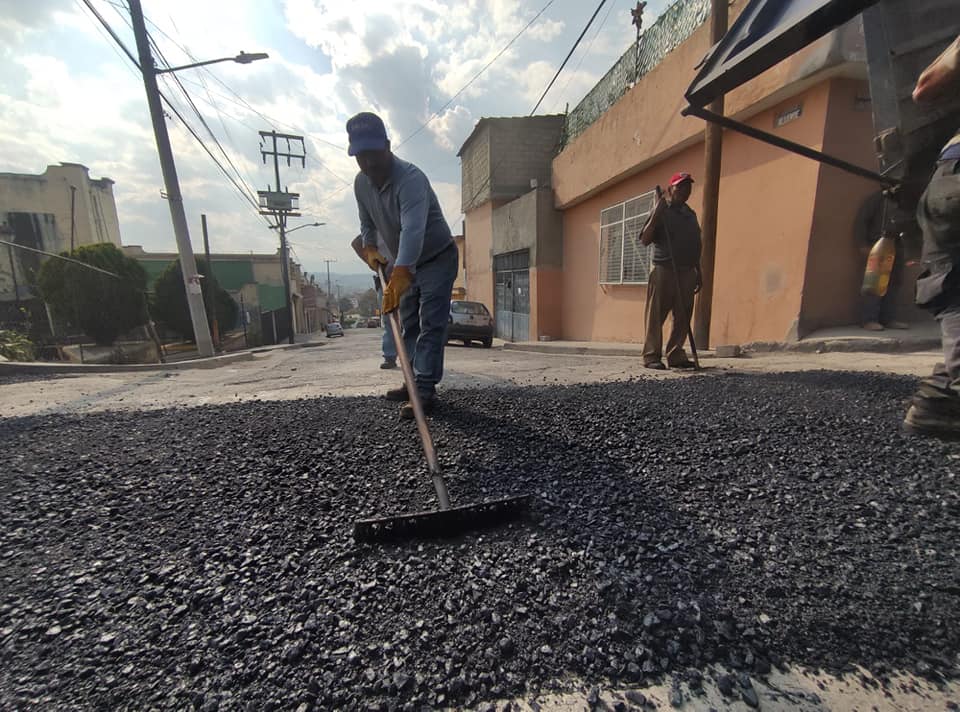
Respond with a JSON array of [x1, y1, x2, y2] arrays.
[[0, 329, 34, 361], [151, 258, 238, 342], [35, 243, 148, 346]]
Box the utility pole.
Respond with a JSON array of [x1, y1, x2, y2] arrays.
[[69, 186, 77, 253], [128, 0, 214, 357], [200, 214, 221, 349], [258, 130, 305, 345], [324, 258, 336, 322], [693, 0, 728, 349]]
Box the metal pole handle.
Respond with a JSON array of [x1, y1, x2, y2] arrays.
[[379, 266, 451, 510]]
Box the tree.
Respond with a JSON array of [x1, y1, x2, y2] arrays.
[[35, 243, 148, 346], [358, 288, 378, 316], [151, 258, 238, 342]]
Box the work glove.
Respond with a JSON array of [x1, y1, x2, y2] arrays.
[[382, 266, 413, 314], [360, 245, 389, 272]]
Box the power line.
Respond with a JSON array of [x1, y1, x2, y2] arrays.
[[79, 0, 272, 227], [532, 0, 611, 115], [313, 0, 561, 210], [462, 0, 611, 214], [550, 0, 621, 113], [394, 0, 557, 150]]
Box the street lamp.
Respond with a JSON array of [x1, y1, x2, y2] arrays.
[[272, 221, 325, 235], [155, 51, 269, 74], [128, 0, 268, 358]]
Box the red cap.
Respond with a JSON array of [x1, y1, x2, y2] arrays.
[[669, 172, 694, 187]]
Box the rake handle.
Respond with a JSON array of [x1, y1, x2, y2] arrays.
[[380, 266, 451, 510]]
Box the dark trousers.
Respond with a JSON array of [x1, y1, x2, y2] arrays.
[[643, 265, 697, 366]]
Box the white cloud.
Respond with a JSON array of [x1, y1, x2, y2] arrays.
[[0, 0, 658, 276]]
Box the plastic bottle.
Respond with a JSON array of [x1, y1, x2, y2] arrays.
[[862, 234, 897, 297]]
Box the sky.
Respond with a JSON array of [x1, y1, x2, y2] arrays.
[[0, 0, 673, 279]]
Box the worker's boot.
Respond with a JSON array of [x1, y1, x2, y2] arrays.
[[400, 395, 436, 420], [903, 378, 960, 439], [385, 385, 409, 401]]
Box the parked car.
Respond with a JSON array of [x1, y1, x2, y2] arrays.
[[366, 318, 382, 328], [447, 300, 494, 348], [326, 322, 344, 338]]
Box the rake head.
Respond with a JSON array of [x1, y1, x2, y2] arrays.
[[353, 495, 532, 544]]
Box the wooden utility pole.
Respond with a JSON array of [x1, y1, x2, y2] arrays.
[[258, 130, 305, 345], [693, 0, 728, 349], [129, 0, 214, 357], [200, 214, 221, 349]]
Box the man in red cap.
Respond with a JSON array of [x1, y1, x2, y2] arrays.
[[638, 172, 702, 370]]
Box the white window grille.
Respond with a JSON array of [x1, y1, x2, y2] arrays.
[[598, 190, 656, 284]]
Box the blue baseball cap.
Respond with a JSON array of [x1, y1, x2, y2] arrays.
[[346, 112, 389, 156]]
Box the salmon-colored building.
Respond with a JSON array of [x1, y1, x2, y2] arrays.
[[460, 0, 922, 346]]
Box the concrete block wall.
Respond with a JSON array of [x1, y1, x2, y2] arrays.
[[489, 116, 565, 200], [460, 124, 491, 213]]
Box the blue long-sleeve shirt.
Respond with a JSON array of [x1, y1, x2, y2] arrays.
[[355, 157, 453, 272]]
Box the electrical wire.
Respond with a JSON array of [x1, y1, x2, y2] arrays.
[[394, 0, 557, 150], [462, 0, 611, 213], [80, 0, 273, 228], [138, 16, 354, 188], [147, 31, 261, 210], [531, 0, 610, 115], [550, 0, 621, 113], [313, 0, 562, 209]]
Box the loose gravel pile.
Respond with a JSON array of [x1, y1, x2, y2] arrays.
[[1, 370, 959, 710]]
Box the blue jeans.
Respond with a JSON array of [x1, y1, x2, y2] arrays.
[[382, 316, 397, 360], [399, 244, 458, 397]]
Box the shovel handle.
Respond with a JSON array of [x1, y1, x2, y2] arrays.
[[379, 267, 451, 510]]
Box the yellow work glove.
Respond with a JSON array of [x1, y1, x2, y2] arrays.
[[360, 245, 388, 272], [382, 266, 413, 314]]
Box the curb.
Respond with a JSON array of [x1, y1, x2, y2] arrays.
[[0, 351, 255, 375], [502, 343, 713, 358], [0, 338, 331, 376], [504, 337, 940, 358], [744, 337, 941, 354]]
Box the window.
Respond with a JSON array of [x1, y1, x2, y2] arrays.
[[598, 190, 656, 284], [451, 301, 490, 315]]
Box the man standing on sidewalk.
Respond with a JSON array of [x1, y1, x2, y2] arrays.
[[903, 34, 960, 438], [347, 111, 458, 419], [638, 172, 702, 370]]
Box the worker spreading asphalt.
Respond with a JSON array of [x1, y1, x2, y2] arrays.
[[1, 370, 958, 710]]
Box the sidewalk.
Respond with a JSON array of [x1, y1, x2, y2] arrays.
[[503, 320, 941, 358], [0, 333, 328, 375]]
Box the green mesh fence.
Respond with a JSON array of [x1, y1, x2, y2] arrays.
[[563, 0, 710, 146]]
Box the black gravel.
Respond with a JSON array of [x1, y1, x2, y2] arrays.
[[2, 370, 959, 710]]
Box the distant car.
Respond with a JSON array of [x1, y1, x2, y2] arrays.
[[447, 300, 494, 348], [366, 318, 382, 328], [326, 322, 344, 338]]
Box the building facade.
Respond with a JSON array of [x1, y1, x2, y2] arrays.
[[1, 163, 122, 308], [460, 0, 925, 346], [122, 246, 320, 344], [458, 115, 566, 341]]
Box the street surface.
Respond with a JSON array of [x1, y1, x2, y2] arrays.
[[1, 331, 958, 711], [0, 329, 945, 417]]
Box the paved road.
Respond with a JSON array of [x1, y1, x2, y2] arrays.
[[2, 331, 957, 711], [0, 329, 943, 418]]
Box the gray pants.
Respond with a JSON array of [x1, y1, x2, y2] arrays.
[[915, 157, 960, 398]]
